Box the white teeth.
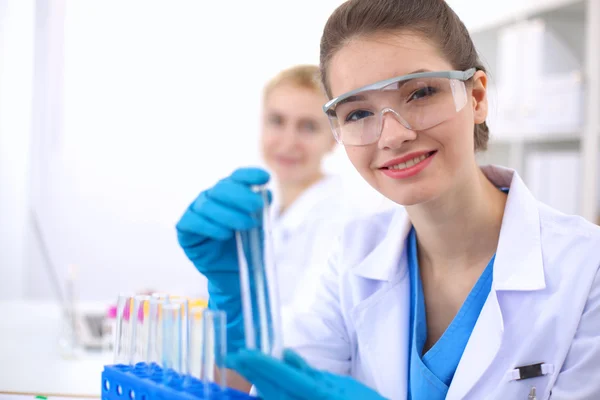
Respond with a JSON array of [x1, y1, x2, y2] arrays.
[[387, 153, 429, 170]]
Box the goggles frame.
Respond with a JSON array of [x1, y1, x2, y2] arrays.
[[323, 68, 476, 115]]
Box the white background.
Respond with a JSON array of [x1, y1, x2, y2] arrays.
[[0, 0, 385, 302]]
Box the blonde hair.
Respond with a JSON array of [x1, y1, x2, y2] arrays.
[[263, 64, 324, 101]]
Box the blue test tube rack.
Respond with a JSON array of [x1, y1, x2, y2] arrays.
[[101, 363, 258, 400]]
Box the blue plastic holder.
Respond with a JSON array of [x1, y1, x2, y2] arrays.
[[101, 363, 258, 400]]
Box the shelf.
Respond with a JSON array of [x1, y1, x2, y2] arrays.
[[470, 8, 586, 79], [448, 0, 584, 33], [489, 132, 581, 146], [452, 0, 600, 221]]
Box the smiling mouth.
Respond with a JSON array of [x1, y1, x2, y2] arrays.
[[276, 157, 302, 165], [383, 151, 436, 170]]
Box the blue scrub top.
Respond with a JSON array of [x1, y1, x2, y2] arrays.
[[407, 228, 495, 400]]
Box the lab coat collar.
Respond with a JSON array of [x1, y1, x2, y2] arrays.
[[351, 207, 412, 282], [270, 175, 342, 234], [482, 165, 546, 292], [351, 165, 545, 291]]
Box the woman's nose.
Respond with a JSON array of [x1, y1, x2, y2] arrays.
[[377, 108, 417, 150], [278, 127, 300, 150]]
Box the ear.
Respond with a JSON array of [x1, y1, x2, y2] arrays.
[[471, 70, 488, 125]]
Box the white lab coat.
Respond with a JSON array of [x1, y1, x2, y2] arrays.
[[269, 175, 347, 308], [284, 165, 600, 400]]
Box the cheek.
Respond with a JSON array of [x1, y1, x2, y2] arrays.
[[261, 134, 277, 156], [430, 114, 475, 159], [424, 128, 475, 186], [449, 118, 476, 158], [301, 135, 328, 156], [454, 106, 477, 147], [344, 146, 372, 173]]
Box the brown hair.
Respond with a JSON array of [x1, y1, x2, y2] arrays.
[[319, 0, 489, 151], [263, 64, 323, 101]]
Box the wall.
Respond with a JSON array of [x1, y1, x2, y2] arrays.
[[20, 1, 366, 302], [0, 0, 34, 300]]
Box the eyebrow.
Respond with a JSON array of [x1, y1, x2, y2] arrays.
[[265, 111, 283, 119], [335, 94, 367, 108], [298, 117, 320, 127]]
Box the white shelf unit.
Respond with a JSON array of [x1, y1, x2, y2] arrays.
[[451, 0, 600, 221]]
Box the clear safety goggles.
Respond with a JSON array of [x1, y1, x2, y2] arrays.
[[322, 68, 476, 146]]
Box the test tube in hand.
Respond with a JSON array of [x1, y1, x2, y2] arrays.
[[235, 185, 282, 357]]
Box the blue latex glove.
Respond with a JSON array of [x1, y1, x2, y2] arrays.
[[226, 349, 388, 400], [176, 167, 271, 354]]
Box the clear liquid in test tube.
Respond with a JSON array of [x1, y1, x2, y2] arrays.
[[147, 293, 168, 371], [201, 309, 227, 398], [161, 302, 183, 378], [235, 185, 283, 358]]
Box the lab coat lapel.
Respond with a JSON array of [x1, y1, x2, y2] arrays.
[[270, 175, 341, 235], [352, 209, 412, 400], [447, 166, 546, 400], [446, 289, 504, 400]]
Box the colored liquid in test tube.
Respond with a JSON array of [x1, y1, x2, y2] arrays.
[[113, 294, 135, 365], [131, 295, 151, 365], [188, 307, 204, 380], [169, 297, 191, 376], [235, 185, 283, 357]]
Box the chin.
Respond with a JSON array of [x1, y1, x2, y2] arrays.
[[274, 168, 311, 185], [380, 181, 443, 207], [389, 193, 432, 207]]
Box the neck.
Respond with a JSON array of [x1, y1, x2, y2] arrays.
[[406, 163, 507, 274], [277, 172, 325, 214]]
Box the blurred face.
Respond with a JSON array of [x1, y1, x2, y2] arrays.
[[327, 32, 488, 206], [261, 84, 335, 185]]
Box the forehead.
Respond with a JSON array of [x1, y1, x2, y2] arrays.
[[265, 84, 328, 118], [266, 84, 325, 110], [328, 33, 453, 99]]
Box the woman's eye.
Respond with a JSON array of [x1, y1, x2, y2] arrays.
[[300, 121, 317, 132], [409, 86, 437, 101], [268, 115, 283, 126], [345, 110, 373, 123]]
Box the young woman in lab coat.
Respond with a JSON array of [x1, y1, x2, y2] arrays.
[[259, 65, 346, 309], [176, 0, 600, 398], [176, 65, 346, 342]]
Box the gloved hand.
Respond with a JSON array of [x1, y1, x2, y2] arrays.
[[226, 349, 388, 400], [176, 167, 271, 354]]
